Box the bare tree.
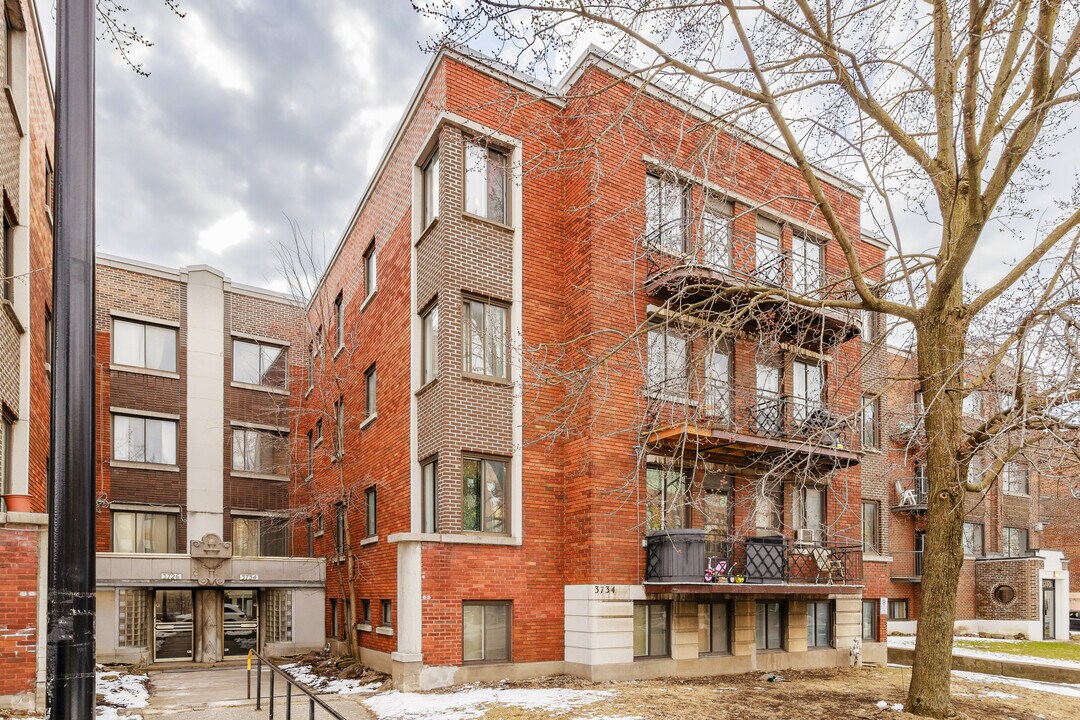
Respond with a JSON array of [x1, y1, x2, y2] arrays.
[[418, 2, 1080, 716], [93, 0, 186, 75]]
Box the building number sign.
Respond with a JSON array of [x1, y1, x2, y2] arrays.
[[593, 585, 616, 596], [160, 572, 183, 581]]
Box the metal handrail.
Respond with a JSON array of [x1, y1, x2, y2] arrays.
[[251, 649, 347, 720]]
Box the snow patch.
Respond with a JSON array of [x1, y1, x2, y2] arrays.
[[951, 670, 1080, 699], [279, 663, 382, 695], [887, 636, 1080, 670], [981, 690, 1020, 699], [364, 686, 615, 720], [96, 666, 149, 719]]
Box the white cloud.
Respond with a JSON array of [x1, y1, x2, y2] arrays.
[[179, 12, 252, 93], [197, 210, 254, 254]]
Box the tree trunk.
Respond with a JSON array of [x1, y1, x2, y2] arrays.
[[906, 296, 969, 718]]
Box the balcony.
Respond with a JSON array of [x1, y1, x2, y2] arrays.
[[891, 476, 929, 512], [890, 406, 926, 442], [888, 550, 923, 582], [645, 529, 863, 593], [643, 229, 862, 348], [644, 384, 861, 471]]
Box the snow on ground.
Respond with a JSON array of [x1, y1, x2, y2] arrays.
[[96, 665, 149, 719], [887, 635, 1080, 669], [364, 686, 616, 720], [279, 663, 383, 695], [951, 670, 1080, 698]]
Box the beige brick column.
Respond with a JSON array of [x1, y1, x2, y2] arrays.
[[671, 601, 700, 660], [787, 600, 808, 653], [834, 596, 862, 652], [733, 600, 756, 656]]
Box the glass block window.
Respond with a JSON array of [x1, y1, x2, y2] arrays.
[[117, 588, 150, 648], [263, 589, 293, 643]]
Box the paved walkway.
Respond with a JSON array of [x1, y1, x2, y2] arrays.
[[142, 667, 373, 719]]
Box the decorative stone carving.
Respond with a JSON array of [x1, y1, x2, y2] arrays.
[[194, 588, 223, 663], [190, 533, 232, 587]]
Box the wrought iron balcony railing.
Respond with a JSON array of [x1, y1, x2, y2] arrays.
[[888, 550, 924, 581]]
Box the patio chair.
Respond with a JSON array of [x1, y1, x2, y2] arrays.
[[810, 546, 846, 585], [895, 480, 917, 506]]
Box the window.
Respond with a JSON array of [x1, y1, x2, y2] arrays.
[[422, 147, 440, 226], [231, 428, 288, 475], [993, 584, 1016, 604], [44, 308, 52, 375], [333, 398, 344, 456], [0, 413, 11, 497], [1003, 462, 1028, 495], [361, 599, 371, 624], [862, 501, 880, 554], [3, 4, 14, 87], [861, 395, 879, 449], [380, 599, 392, 628], [703, 344, 730, 417], [111, 511, 177, 553], [306, 517, 314, 557], [756, 601, 784, 650], [306, 343, 315, 390], [421, 303, 439, 384], [791, 234, 824, 296], [962, 391, 982, 417], [698, 602, 731, 655], [463, 601, 511, 662], [422, 458, 438, 533], [861, 310, 876, 343], [334, 503, 346, 556], [364, 365, 377, 419], [633, 601, 669, 658], [464, 140, 508, 224], [315, 512, 324, 536], [117, 588, 149, 648], [645, 465, 690, 531], [888, 599, 909, 620], [806, 601, 833, 648], [645, 326, 687, 397], [794, 486, 826, 542], [232, 340, 287, 389], [463, 297, 508, 378], [462, 457, 507, 533], [755, 217, 784, 286], [363, 241, 377, 298], [862, 600, 879, 641], [233, 516, 287, 557], [754, 480, 783, 534], [1002, 527, 1028, 557], [334, 293, 344, 350], [963, 522, 984, 557], [112, 318, 177, 372], [112, 414, 177, 465], [263, 589, 293, 643], [306, 430, 314, 479], [329, 598, 339, 639], [792, 360, 824, 423], [316, 419, 323, 444], [755, 354, 783, 433], [701, 200, 732, 269], [644, 173, 684, 253], [2, 211, 12, 301], [365, 486, 377, 538], [45, 151, 54, 216]]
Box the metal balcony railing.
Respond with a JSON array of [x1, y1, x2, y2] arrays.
[[892, 476, 929, 511], [645, 529, 863, 585], [888, 550, 924, 581]]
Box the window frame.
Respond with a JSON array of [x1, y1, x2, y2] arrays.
[[463, 139, 510, 225], [380, 599, 392, 628], [1002, 461, 1029, 496], [888, 599, 909, 620], [365, 486, 377, 538], [231, 338, 288, 389], [1, 210, 13, 302], [698, 601, 733, 656], [111, 413, 178, 466], [361, 598, 371, 624], [333, 398, 345, 457], [861, 500, 880, 554], [231, 427, 288, 476], [421, 457, 438, 534], [861, 395, 879, 449], [462, 600, 513, 664], [644, 172, 686, 254], [421, 146, 440, 228], [462, 296, 510, 379], [645, 464, 691, 531], [232, 515, 288, 558], [329, 598, 339, 639], [0, 411, 12, 498], [421, 301, 439, 385], [334, 503, 347, 557], [645, 324, 688, 399], [110, 510, 178, 554], [963, 522, 985, 557], [461, 455, 509, 534], [862, 600, 879, 641], [363, 240, 378, 299], [1002, 526, 1028, 557], [806, 600, 834, 649], [364, 365, 377, 419], [334, 292, 344, 351], [306, 429, 314, 480], [111, 317, 178, 373], [632, 600, 670, 659], [755, 600, 786, 651]]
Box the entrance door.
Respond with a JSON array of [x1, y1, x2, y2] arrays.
[[223, 589, 259, 657], [154, 590, 193, 662], [914, 531, 925, 578], [1043, 580, 1056, 639]]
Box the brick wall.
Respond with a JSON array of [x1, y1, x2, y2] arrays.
[[975, 557, 1040, 622], [0, 524, 40, 698]]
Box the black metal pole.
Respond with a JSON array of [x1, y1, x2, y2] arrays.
[[46, 0, 96, 718]]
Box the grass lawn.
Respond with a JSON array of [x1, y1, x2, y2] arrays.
[[953, 638, 1080, 662]]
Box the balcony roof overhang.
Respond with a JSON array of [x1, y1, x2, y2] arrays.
[[644, 581, 863, 596], [645, 422, 861, 470]]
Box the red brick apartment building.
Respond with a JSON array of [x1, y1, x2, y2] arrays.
[[295, 45, 903, 691], [92, 255, 326, 665], [0, 0, 53, 711]]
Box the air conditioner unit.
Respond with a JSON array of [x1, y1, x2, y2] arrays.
[[795, 529, 818, 544]]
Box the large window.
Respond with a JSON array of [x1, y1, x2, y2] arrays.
[[861, 395, 879, 449], [806, 601, 833, 648], [233, 516, 287, 557], [112, 318, 177, 372], [1002, 526, 1028, 557], [422, 458, 438, 533], [463, 297, 508, 378], [963, 522, 984, 556], [365, 486, 377, 538], [232, 428, 288, 476], [233, 340, 287, 389], [756, 601, 785, 650], [112, 511, 177, 553], [646, 326, 687, 397], [421, 303, 439, 384], [698, 602, 731, 655], [862, 600, 879, 641], [644, 173, 685, 253], [465, 140, 509, 224], [422, 147, 440, 227], [645, 465, 690, 531], [463, 601, 511, 662], [862, 501, 880, 554], [462, 457, 507, 533], [365, 365, 377, 419], [633, 601, 669, 658], [1002, 462, 1028, 495], [112, 414, 177, 465], [794, 486, 826, 543]]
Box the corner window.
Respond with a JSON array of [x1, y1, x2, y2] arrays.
[[698, 602, 731, 655], [112, 414, 177, 465], [756, 601, 785, 650], [421, 302, 439, 384], [963, 522, 984, 556], [861, 395, 879, 449], [645, 326, 687, 397], [888, 599, 909, 620], [1002, 526, 1028, 557], [365, 486, 377, 538], [862, 600, 879, 641], [380, 599, 392, 628], [633, 601, 669, 658], [112, 318, 177, 373], [422, 147, 440, 227], [421, 458, 438, 533], [365, 365, 377, 419], [112, 511, 177, 553], [861, 501, 880, 554], [806, 600, 833, 648], [1002, 462, 1028, 495], [644, 173, 685, 253], [463, 297, 508, 378], [232, 428, 288, 476], [233, 339, 287, 389], [233, 516, 287, 557], [462, 457, 506, 533], [645, 465, 690, 531], [464, 140, 508, 224], [363, 241, 377, 298], [463, 601, 511, 662]]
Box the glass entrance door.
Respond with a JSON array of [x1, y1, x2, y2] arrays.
[[223, 589, 258, 657], [1043, 580, 1056, 639], [154, 590, 193, 662]]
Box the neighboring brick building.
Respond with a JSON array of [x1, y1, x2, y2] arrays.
[[0, 0, 53, 711], [92, 255, 326, 664]]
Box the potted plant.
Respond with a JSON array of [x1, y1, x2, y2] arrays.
[[3, 494, 32, 512]]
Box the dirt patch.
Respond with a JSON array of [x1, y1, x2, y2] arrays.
[[279, 650, 387, 685]]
